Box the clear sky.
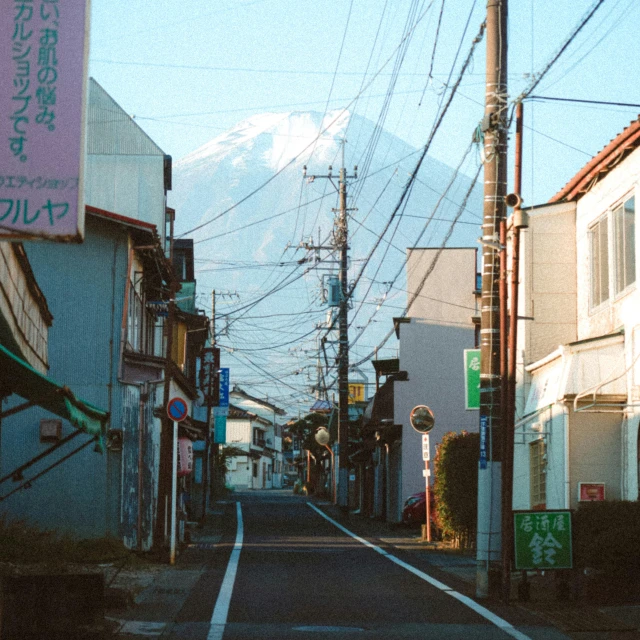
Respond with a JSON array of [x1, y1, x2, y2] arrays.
[[88, 0, 640, 414], [89, 0, 640, 205]]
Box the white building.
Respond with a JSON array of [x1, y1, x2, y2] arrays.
[[227, 388, 286, 489], [513, 116, 640, 510]]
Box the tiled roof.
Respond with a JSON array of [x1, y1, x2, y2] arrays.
[[550, 116, 640, 203]]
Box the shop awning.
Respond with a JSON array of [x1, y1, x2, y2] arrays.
[[0, 344, 109, 437]]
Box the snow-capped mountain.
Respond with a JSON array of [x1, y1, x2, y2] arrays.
[[168, 110, 481, 411]]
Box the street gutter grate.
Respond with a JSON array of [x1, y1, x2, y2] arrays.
[[532, 606, 637, 632]]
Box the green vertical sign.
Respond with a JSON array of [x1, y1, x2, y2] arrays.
[[464, 349, 481, 410], [514, 511, 573, 570]]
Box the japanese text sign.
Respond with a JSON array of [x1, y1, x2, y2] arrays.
[[464, 349, 480, 410], [514, 510, 572, 570], [422, 434, 430, 461], [219, 367, 230, 407], [0, 0, 90, 240], [479, 415, 487, 469]]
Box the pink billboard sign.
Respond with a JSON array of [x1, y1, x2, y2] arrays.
[[0, 0, 90, 241]]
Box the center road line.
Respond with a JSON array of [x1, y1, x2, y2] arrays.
[[308, 502, 533, 640], [208, 502, 243, 640]]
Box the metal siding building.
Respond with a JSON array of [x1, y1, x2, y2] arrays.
[[1, 217, 127, 537], [0, 81, 169, 545]]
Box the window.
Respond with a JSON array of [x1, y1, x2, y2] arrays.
[[529, 439, 546, 510], [589, 216, 609, 308], [613, 195, 635, 295]]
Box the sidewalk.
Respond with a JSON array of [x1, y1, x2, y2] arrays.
[[104, 504, 229, 638], [312, 499, 640, 639]]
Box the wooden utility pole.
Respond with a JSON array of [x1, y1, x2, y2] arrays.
[[336, 166, 350, 508], [155, 209, 177, 554], [476, 0, 508, 599], [302, 156, 357, 507], [501, 100, 527, 602]]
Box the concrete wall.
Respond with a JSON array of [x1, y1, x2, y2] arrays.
[[568, 409, 622, 507], [519, 201, 578, 369], [395, 248, 478, 519]]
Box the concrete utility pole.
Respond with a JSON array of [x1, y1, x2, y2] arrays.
[[476, 0, 508, 598], [303, 155, 357, 507]]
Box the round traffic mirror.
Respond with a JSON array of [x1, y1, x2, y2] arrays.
[[409, 405, 435, 433]]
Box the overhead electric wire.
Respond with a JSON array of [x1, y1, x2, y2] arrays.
[[176, 2, 436, 240], [516, 0, 607, 101], [319, 19, 485, 346]]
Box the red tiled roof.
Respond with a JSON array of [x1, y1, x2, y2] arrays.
[[550, 116, 640, 203]]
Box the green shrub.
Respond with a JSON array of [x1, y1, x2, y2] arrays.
[[433, 431, 478, 548], [573, 500, 640, 576]]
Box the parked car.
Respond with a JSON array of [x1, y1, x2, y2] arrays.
[[402, 491, 438, 529]]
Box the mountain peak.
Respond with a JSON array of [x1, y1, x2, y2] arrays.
[[177, 109, 352, 174]]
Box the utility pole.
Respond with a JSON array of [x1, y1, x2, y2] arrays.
[[200, 290, 216, 521], [303, 155, 357, 507], [501, 100, 527, 602], [476, 0, 508, 598], [156, 208, 177, 555]]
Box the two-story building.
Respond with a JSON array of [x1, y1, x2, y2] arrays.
[[0, 80, 207, 550], [228, 387, 286, 489], [364, 247, 479, 522], [513, 116, 640, 510]]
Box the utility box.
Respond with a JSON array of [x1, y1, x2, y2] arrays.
[[326, 276, 341, 307]]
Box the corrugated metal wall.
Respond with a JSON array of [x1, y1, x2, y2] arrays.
[[0, 218, 127, 538], [120, 385, 160, 551], [85, 79, 166, 237]]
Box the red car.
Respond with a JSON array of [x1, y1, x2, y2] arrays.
[[402, 491, 438, 528]]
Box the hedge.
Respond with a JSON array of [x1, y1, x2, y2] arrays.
[[572, 500, 640, 576], [433, 431, 479, 548]]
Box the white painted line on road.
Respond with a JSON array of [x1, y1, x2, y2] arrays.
[[208, 501, 243, 640], [308, 503, 532, 640]]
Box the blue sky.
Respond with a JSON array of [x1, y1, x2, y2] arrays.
[[87, 0, 640, 412], [89, 0, 640, 205]]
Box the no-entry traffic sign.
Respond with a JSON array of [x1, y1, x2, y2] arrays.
[[167, 397, 188, 422]]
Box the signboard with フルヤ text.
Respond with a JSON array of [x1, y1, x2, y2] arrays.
[[514, 510, 572, 570], [0, 0, 90, 240]]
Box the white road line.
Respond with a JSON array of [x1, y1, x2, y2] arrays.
[[208, 501, 243, 640], [308, 503, 532, 640]]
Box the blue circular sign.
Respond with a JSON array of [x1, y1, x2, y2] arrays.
[[167, 397, 188, 422]]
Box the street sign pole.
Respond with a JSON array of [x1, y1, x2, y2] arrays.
[[166, 397, 188, 565], [170, 420, 178, 565], [422, 433, 432, 542]]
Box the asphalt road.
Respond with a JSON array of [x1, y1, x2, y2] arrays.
[[161, 490, 569, 640]]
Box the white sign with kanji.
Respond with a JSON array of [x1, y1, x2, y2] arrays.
[[422, 434, 430, 461]]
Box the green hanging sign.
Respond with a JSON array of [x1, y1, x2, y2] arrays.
[[464, 349, 481, 410], [514, 510, 573, 570]]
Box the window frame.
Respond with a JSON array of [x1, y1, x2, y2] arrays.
[[588, 214, 610, 311], [529, 438, 547, 510], [612, 194, 636, 297]]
